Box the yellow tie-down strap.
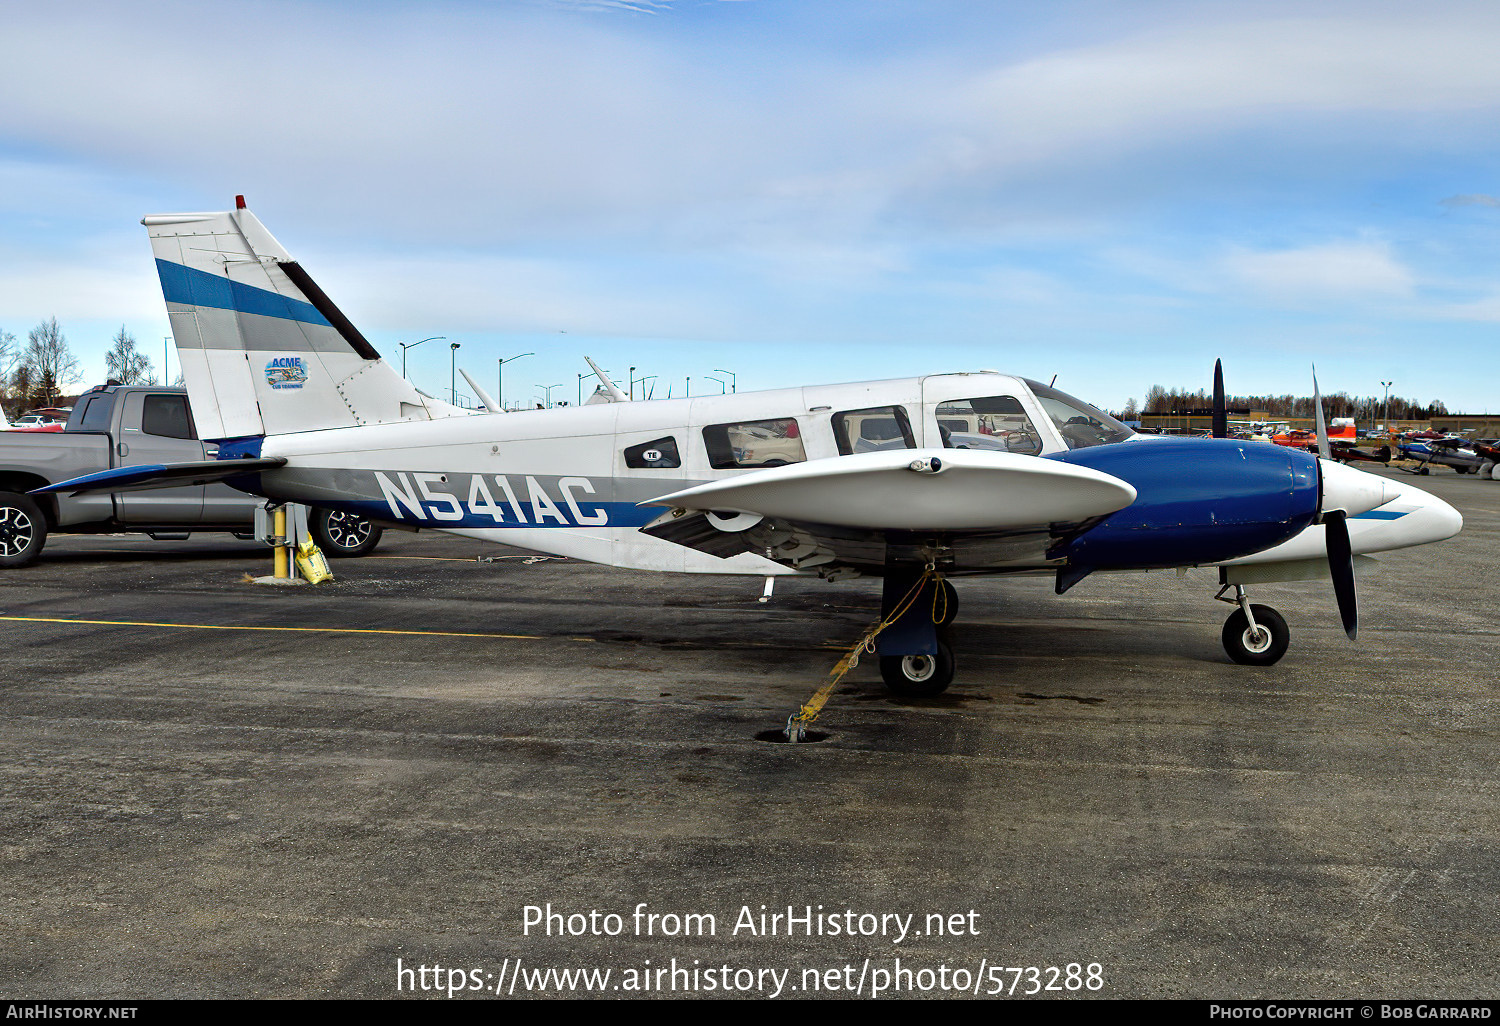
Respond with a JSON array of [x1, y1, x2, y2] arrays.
[[784, 566, 946, 739]]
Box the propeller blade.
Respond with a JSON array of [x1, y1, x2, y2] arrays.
[[1212, 359, 1227, 439], [1312, 364, 1331, 459], [1324, 508, 1358, 640]]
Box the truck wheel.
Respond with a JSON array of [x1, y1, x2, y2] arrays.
[[309, 507, 382, 558], [0, 491, 47, 568]]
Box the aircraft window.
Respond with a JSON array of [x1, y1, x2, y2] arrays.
[[703, 418, 807, 469], [141, 394, 197, 440], [624, 436, 681, 469], [1023, 379, 1134, 449], [935, 396, 1042, 454], [832, 406, 916, 455]]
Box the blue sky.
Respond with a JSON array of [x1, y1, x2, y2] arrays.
[[2, 0, 1499, 412]]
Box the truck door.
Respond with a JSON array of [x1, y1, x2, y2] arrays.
[[114, 391, 206, 524]]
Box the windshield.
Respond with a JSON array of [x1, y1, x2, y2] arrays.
[[1022, 379, 1134, 449]]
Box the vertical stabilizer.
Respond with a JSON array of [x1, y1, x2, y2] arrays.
[[143, 203, 467, 440]]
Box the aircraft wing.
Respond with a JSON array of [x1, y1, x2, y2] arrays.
[[31, 458, 287, 496], [638, 449, 1136, 573]]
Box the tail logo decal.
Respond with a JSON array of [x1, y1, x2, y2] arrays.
[[265, 356, 309, 390]]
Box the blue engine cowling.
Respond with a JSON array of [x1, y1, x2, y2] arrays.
[[1047, 438, 1320, 570]]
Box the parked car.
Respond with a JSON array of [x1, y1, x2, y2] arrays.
[[0, 384, 381, 568]]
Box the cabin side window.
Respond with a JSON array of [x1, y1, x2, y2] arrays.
[[831, 406, 916, 456], [141, 394, 197, 440], [935, 396, 1042, 454], [702, 418, 807, 469], [623, 436, 682, 469]]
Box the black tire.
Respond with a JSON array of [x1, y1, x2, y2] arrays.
[[0, 491, 48, 569], [879, 640, 955, 696], [309, 507, 383, 558], [1221, 605, 1290, 666]]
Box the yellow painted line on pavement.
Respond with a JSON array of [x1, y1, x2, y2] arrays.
[[0, 615, 588, 643]]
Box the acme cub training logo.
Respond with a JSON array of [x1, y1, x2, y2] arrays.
[[265, 355, 309, 390]]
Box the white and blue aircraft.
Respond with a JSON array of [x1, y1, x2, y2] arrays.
[[40, 200, 1462, 695]]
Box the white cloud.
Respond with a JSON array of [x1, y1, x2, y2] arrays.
[[1221, 241, 1415, 302]]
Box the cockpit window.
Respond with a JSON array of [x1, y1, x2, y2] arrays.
[[1023, 379, 1134, 450], [935, 396, 1043, 455]]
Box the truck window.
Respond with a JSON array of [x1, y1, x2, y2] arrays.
[[76, 396, 114, 432], [936, 396, 1043, 454], [141, 394, 197, 440], [832, 406, 916, 455], [703, 418, 806, 469]]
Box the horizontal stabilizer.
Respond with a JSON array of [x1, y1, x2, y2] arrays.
[[32, 458, 287, 496], [642, 449, 1136, 531]]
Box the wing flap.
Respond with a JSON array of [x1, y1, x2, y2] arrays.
[[32, 457, 286, 496], [642, 449, 1135, 531]]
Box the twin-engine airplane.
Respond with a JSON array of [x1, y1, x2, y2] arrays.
[[39, 201, 1463, 695]]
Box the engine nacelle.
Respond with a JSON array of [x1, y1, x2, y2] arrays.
[[1048, 438, 1320, 569]]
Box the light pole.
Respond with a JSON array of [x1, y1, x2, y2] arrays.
[[628, 366, 636, 401], [685, 377, 691, 398], [705, 376, 727, 394], [714, 368, 736, 393], [398, 336, 444, 379], [449, 342, 461, 406], [163, 337, 172, 385], [498, 352, 533, 411], [1382, 380, 1393, 435], [536, 383, 563, 407]]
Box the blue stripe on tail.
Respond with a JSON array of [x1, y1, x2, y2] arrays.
[[156, 259, 332, 327]]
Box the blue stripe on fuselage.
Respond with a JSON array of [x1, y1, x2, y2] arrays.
[[156, 259, 331, 327]]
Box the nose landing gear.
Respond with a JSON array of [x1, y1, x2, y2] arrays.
[[1216, 583, 1290, 665]]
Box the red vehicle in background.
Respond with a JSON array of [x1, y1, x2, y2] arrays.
[[5, 407, 71, 432]]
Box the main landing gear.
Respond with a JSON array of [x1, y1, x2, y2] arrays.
[[1215, 583, 1290, 665], [877, 571, 959, 696]]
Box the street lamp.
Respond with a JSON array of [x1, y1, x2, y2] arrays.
[[398, 336, 444, 379], [449, 342, 461, 406], [705, 376, 727, 394], [1382, 381, 1394, 436], [498, 352, 533, 411], [628, 366, 636, 401], [714, 368, 736, 393], [536, 383, 563, 407], [163, 336, 172, 386]]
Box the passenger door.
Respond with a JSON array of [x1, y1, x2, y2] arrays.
[[114, 392, 207, 524]]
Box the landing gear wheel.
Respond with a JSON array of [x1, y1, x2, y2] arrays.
[[1221, 605, 1289, 666], [933, 579, 959, 626], [0, 491, 47, 569], [880, 640, 955, 696], [309, 508, 383, 558]]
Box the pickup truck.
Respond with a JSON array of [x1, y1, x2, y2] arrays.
[[0, 384, 381, 568]]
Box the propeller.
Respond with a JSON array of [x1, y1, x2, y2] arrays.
[[1211, 359, 1227, 439], [1311, 364, 1331, 459], [1322, 508, 1358, 640], [1213, 358, 1373, 641], [1311, 366, 1374, 640]]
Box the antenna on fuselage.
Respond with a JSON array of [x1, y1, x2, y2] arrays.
[[583, 356, 629, 403], [459, 368, 503, 413]]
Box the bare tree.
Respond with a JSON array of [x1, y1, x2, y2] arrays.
[[24, 317, 82, 406], [105, 325, 155, 385], [0, 327, 17, 417]]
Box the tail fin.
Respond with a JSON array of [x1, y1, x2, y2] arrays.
[[143, 200, 463, 441]]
